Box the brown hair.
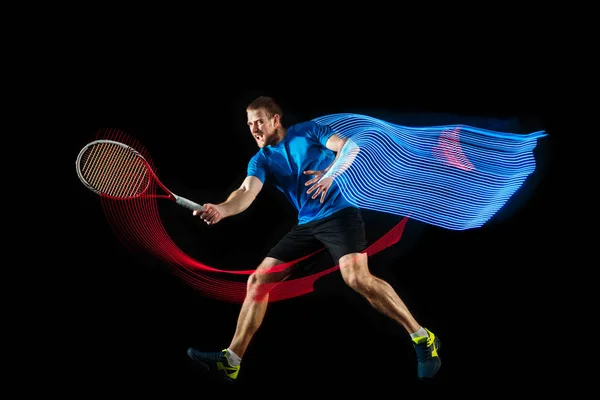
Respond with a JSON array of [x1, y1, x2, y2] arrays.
[[246, 96, 283, 119]]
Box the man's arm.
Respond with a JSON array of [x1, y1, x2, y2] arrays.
[[323, 134, 355, 176], [221, 175, 264, 216], [304, 133, 360, 203], [194, 175, 263, 225]]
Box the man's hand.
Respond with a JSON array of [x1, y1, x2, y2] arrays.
[[304, 170, 333, 203], [193, 203, 225, 225]]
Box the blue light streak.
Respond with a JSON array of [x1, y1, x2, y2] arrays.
[[315, 113, 547, 230]]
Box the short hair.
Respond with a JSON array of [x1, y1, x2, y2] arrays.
[[246, 96, 283, 119]]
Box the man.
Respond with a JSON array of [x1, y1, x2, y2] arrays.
[[187, 96, 441, 383]]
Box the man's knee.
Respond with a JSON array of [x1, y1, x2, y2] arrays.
[[339, 252, 367, 266], [246, 258, 285, 299], [247, 272, 272, 301], [339, 253, 370, 290]]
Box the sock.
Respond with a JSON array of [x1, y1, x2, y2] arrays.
[[226, 348, 242, 366], [410, 327, 429, 339]]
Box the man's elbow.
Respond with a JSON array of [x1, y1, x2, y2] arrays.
[[336, 138, 348, 153], [240, 187, 258, 205]]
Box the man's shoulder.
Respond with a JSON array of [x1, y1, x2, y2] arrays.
[[289, 120, 316, 133], [247, 148, 267, 165]]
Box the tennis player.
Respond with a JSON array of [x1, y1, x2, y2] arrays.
[[187, 96, 441, 383]]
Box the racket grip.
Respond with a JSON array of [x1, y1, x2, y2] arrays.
[[174, 195, 204, 212]]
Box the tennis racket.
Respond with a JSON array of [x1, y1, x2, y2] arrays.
[[75, 139, 205, 212]]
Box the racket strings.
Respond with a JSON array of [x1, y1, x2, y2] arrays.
[[80, 142, 150, 198]]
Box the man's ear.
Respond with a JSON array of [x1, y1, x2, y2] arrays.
[[273, 113, 281, 127]]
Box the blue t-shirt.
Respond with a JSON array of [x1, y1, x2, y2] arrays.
[[247, 120, 357, 224]]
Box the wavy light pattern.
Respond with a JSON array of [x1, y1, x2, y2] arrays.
[[315, 113, 547, 230], [86, 113, 546, 303]]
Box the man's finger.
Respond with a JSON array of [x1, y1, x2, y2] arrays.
[[307, 183, 322, 195], [305, 177, 319, 186], [320, 189, 327, 203], [311, 186, 322, 199]]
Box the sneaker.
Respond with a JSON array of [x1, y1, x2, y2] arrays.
[[187, 348, 240, 383], [412, 328, 441, 379]]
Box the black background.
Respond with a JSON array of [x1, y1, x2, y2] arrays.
[[63, 76, 560, 394]]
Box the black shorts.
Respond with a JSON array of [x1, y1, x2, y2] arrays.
[[267, 207, 368, 265]]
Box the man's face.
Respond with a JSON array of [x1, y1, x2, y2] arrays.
[[247, 108, 278, 148]]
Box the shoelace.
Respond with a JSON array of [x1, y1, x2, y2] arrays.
[[201, 350, 228, 362]]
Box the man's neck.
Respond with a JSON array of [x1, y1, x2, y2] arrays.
[[271, 127, 287, 146]]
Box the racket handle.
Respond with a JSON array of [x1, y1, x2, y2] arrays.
[[174, 195, 204, 212]]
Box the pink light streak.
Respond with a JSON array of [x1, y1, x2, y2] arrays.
[[432, 126, 475, 171], [93, 129, 410, 303]]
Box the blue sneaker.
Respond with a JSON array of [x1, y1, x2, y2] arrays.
[[412, 328, 441, 379], [187, 348, 240, 384]]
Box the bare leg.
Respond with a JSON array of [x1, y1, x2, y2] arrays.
[[228, 257, 294, 358], [338, 253, 421, 334]]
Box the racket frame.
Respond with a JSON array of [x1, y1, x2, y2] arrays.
[[76, 139, 204, 211]]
